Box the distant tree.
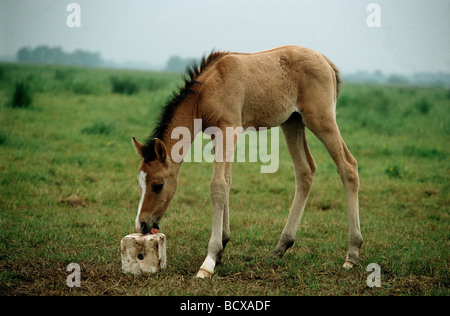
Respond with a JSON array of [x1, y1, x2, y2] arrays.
[[49, 47, 65, 64], [31, 46, 49, 63], [17, 47, 31, 63], [342, 70, 450, 89], [373, 70, 384, 83], [387, 74, 409, 85]]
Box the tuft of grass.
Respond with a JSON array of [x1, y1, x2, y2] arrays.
[[71, 77, 99, 95], [54, 68, 74, 81], [81, 119, 115, 135], [384, 164, 403, 179], [10, 81, 32, 108], [403, 145, 446, 160], [145, 77, 170, 92]]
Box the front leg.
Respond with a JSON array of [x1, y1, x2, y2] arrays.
[[196, 162, 230, 278], [197, 127, 237, 278]]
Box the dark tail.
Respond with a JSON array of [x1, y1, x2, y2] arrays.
[[321, 55, 342, 98]]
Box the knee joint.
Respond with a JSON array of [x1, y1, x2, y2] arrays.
[[210, 179, 228, 201], [210, 178, 227, 192]]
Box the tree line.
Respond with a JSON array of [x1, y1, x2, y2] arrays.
[[17, 46, 103, 67]]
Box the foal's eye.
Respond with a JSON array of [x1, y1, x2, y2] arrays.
[[152, 183, 164, 193]]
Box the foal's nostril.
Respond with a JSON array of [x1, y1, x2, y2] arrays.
[[140, 222, 150, 235]]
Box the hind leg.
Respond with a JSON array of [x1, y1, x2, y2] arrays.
[[302, 106, 363, 267], [271, 113, 316, 258], [322, 131, 362, 267], [217, 164, 231, 265]]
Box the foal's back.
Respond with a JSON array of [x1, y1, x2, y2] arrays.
[[197, 46, 338, 129]]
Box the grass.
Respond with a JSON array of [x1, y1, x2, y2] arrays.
[[81, 119, 116, 136], [0, 62, 449, 296]]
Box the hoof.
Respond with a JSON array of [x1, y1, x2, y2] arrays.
[[343, 261, 355, 269], [269, 250, 284, 260], [196, 269, 212, 279]]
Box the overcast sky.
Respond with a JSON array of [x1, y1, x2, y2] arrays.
[[1, 0, 449, 74]]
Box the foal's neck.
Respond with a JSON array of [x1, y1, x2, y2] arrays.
[[161, 96, 199, 169]]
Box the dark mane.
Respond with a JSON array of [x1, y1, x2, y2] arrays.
[[142, 51, 229, 162]]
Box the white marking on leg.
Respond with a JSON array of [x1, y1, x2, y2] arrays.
[[135, 171, 147, 230], [199, 255, 215, 274]]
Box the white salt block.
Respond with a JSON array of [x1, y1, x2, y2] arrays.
[[121, 233, 166, 274]]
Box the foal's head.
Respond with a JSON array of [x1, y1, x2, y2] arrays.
[[132, 137, 178, 234]]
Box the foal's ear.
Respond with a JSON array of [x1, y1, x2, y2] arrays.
[[154, 138, 167, 162], [132, 136, 145, 157]]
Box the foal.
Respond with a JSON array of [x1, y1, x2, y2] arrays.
[[132, 46, 363, 278]]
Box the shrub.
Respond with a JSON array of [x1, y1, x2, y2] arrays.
[[0, 131, 7, 146], [11, 81, 32, 108], [110, 76, 140, 95], [414, 97, 431, 114]]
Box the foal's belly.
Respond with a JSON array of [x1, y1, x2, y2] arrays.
[[241, 99, 298, 129]]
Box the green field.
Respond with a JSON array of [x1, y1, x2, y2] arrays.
[[0, 62, 449, 295]]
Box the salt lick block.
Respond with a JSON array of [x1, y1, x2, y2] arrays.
[[121, 233, 167, 274]]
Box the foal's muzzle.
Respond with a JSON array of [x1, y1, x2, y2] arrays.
[[140, 221, 159, 235]]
